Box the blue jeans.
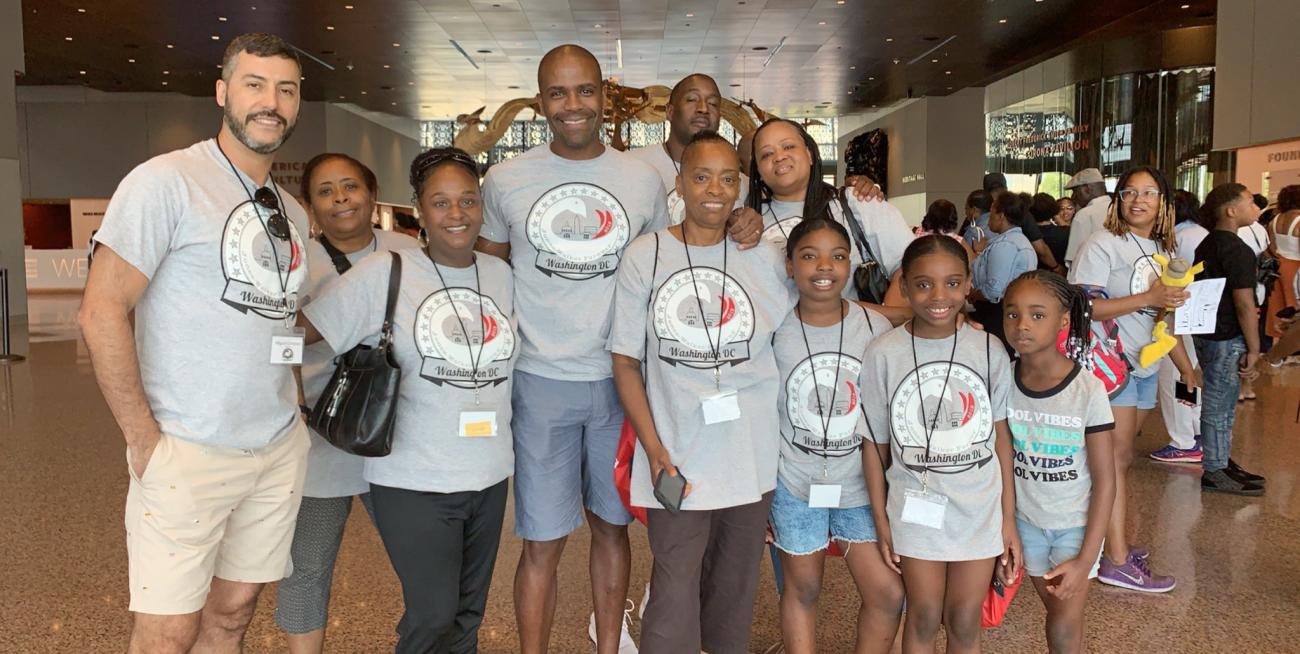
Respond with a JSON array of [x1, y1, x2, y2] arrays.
[[1193, 336, 1246, 472]]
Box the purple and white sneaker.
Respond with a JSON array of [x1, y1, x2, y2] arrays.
[[1149, 444, 1202, 464], [1098, 553, 1175, 593]]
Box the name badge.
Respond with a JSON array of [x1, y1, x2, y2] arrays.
[[808, 484, 842, 508], [271, 326, 305, 365], [900, 487, 948, 529], [701, 388, 740, 425], [459, 411, 498, 437]]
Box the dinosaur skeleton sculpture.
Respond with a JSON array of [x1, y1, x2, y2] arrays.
[[451, 79, 772, 155]]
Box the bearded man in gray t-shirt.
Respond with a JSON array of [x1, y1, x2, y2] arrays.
[[79, 34, 312, 652]]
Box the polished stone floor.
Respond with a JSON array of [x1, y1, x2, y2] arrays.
[[3, 295, 1299, 653]]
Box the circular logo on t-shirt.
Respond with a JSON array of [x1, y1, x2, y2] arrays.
[[1129, 254, 1159, 317], [525, 183, 631, 280], [786, 352, 864, 456], [667, 188, 686, 226], [653, 267, 755, 369], [220, 200, 307, 319], [414, 288, 515, 388], [762, 216, 803, 249], [889, 361, 994, 473]]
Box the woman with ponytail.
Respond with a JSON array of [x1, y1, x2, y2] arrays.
[[1002, 270, 1116, 653]]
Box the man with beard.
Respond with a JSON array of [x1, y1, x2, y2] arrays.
[[79, 33, 311, 653]]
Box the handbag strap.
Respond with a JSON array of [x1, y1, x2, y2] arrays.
[[837, 194, 879, 265], [379, 252, 402, 347], [318, 235, 353, 275]]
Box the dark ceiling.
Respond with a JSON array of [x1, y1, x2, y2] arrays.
[[18, 0, 1216, 120]]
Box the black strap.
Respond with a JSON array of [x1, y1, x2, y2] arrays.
[[860, 303, 874, 334], [985, 331, 993, 403], [837, 194, 879, 266], [379, 252, 402, 347], [318, 236, 353, 275]]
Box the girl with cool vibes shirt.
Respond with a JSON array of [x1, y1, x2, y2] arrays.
[[1068, 165, 1198, 593], [298, 147, 518, 653], [608, 131, 794, 654], [862, 235, 1020, 654]]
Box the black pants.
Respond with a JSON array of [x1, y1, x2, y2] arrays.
[[370, 479, 508, 654], [640, 492, 774, 654]]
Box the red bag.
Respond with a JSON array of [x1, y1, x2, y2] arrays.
[[614, 419, 648, 526], [980, 569, 1023, 628]]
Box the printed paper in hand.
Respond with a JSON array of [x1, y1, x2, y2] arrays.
[[1174, 278, 1226, 335]]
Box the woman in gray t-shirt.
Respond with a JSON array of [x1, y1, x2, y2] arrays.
[[299, 148, 516, 652], [609, 132, 794, 653], [769, 216, 903, 653]]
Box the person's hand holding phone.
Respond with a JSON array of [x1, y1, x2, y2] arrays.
[[648, 445, 691, 512]]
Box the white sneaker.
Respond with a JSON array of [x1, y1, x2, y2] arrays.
[[587, 599, 638, 653]]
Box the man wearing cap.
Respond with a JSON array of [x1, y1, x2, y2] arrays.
[[1063, 167, 1112, 267]]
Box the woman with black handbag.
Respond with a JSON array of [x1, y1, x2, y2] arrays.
[[276, 153, 418, 654], [298, 147, 518, 653], [745, 118, 913, 323]]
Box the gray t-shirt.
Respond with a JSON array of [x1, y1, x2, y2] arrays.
[[625, 143, 749, 226], [1010, 364, 1115, 530], [303, 250, 517, 494], [299, 229, 419, 498], [480, 144, 669, 381], [862, 324, 1012, 561], [759, 195, 913, 283], [774, 303, 891, 507], [608, 233, 796, 511], [93, 138, 310, 449], [1068, 230, 1163, 377]]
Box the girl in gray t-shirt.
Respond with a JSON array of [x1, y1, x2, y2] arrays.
[[769, 217, 904, 653], [1004, 270, 1117, 651], [861, 235, 1018, 653]]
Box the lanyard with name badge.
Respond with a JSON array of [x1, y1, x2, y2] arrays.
[[216, 141, 303, 365], [796, 301, 846, 508], [899, 325, 959, 529], [430, 253, 498, 438], [682, 222, 740, 425]]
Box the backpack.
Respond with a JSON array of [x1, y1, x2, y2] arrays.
[[1059, 289, 1130, 399]]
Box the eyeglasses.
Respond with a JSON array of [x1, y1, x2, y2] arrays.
[[1118, 188, 1161, 203], [254, 187, 292, 240]]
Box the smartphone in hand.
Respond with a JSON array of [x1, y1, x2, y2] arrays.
[[1175, 381, 1199, 405], [653, 468, 688, 513]]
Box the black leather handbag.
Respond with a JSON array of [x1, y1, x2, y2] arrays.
[[837, 195, 891, 304], [308, 252, 402, 457]]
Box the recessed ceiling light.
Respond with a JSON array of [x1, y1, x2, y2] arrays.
[[163, 70, 170, 75], [946, 70, 952, 74], [218, 16, 227, 21], [391, 102, 396, 106], [931, 58, 939, 63], [686, 12, 694, 17], [128, 58, 135, 63], [1180, 3, 1189, 7], [344, 4, 353, 8], [392, 42, 400, 47], [818, 21, 826, 25], [383, 64, 390, 68], [78, 70, 86, 75], [64, 36, 73, 41], [868, 76, 874, 80], [594, 23, 602, 28], [849, 65, 855, 69], [211, 35, 220, 40], [885, 37, 893, 42], [163, 81, 170, 86], [338, 95, 345, 99], [77, 8, 85, 13], [998, 18, 1007, 24], [361, 90, 367, 94], [217, 64, 222, 69], [326, 25, 334, 30], [836, 0, 846, 4], [166, 43, 174, 48], [408, 81, 414, 85]]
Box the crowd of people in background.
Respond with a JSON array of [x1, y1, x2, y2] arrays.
[[75, 31, 1300, 654]]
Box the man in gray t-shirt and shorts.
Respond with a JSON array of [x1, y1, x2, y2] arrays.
[[80, 34, 311, 652], [477, 45, 669, 654]]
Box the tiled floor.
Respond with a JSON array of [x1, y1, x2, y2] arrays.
[[3, 295, 1299, 653]]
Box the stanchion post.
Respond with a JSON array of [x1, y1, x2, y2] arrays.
[[0, 266, 26, 364]]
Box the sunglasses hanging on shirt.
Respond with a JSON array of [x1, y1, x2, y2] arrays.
[[254, 187, 292, 241]]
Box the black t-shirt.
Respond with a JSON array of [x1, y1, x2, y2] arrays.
[[1038, 223, 1069, 270], [1020, 216, 1043, 243], [1194, 229, 1257, 341]]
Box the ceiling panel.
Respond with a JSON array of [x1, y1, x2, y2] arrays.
[[19, 0, 1215, 119]]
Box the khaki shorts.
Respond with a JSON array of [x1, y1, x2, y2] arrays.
[[125, 422, 309, 615]]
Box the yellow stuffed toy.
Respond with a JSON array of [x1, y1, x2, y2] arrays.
[[1138, 254, 1204, 369]]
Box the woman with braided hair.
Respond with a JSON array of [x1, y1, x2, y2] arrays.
[[1003, 269, 1116, 654]]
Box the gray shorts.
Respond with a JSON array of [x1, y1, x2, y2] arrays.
[[511, 370, 634, 541]]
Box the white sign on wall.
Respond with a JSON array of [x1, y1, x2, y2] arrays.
[[25, 248, 90, 291]]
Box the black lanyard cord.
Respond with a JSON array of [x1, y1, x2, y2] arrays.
[[795, 300, 846, 467], [681, 222, 728, 386], [215, 140, 292, 316], [909, 325, 960, 487], [429, 253, 486, 401]]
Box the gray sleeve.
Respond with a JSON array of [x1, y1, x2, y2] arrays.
[[1066, 234, 1110, 288], [608, 237, 655, 360], [644, 181, 670, 234], [92, 160, 182, 279], [1083, 376, 1116, 433], [479, 171, 510, 244], [301, 253, 390, 355], [861, 344, 892, 444]]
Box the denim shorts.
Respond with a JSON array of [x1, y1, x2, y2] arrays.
[[1015, 516, 1100, 578], [1111, 370, 1158, 409], [770, 479, 877, 556]]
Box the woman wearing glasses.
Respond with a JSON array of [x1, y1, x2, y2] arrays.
[[1068, 166, 1198, 594], [297, 147, 518, 653], [274, 153, 418, 654]]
